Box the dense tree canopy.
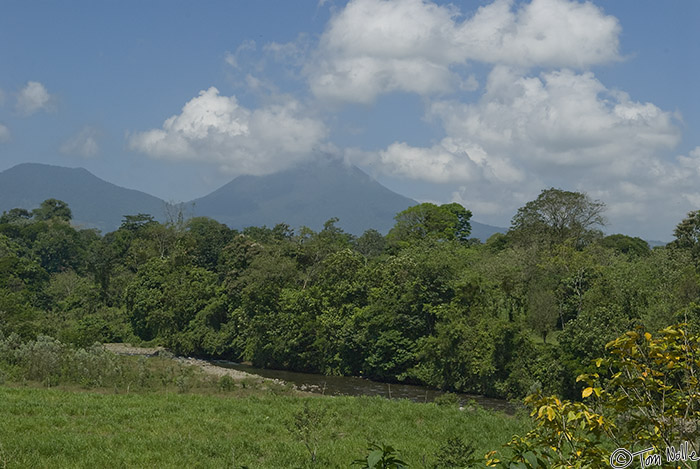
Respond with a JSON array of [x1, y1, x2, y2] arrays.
[[1, 196, 699, 404]]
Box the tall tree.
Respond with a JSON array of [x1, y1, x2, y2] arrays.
[[672, 210, 700, 263], [510, 188, 605, 249], [32, 199, 72, 222], [387, 203, 472, 249]]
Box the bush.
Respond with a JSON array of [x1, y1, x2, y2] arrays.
[[219, 374, 236, 391], [433, 392, 461, 407], [352, 443, 408, 469], [433, 436, 478, 468], [0, 335, 122, 388]]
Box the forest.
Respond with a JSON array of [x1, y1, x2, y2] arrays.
[[1, 188, 700, 467], [2, 188, 699, 400]]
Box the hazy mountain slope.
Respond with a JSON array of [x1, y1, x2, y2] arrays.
[[0, 163, 166, 233], [189, 159, 418, 234], [0, 161, 506, 239]]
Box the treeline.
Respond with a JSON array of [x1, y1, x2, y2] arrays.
[[1, 190, 700, 399]]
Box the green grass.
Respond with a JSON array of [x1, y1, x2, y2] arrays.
[[0, 386, 528, 468]]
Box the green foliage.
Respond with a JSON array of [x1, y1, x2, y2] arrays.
[[387, 203, 472, 249], [510, 188, 605, 249], [489, 324, 700, 468], [185, 216, 233, 270], [355, 228, 386, 258], [287, 401, 328, 464], [432, 392, 460, 407], [218, 374, 235, 391], [0, 207, 32, 225], [672, 210, 700, 265], [526, 285, 558, 343], [125, 258, 228, 355], [599, 234, 650, 257], [581, 324, 700, 454], [119, 213, 156, 232], [0, 388, 526, 468], [31, 198, 72, 222], [1, 195, 699, 415], [352, 443, 409, 469], [433, 436, 479, 468], [0, 334, 120, 388]]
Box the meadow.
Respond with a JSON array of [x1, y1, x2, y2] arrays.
[[0, 384, 527, 468]]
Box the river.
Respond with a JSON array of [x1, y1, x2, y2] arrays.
[[212, 361, 516, 414]]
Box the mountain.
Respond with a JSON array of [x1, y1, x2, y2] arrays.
[[189, 159, 416, 235], [0, 163, 167, 233], [190, 159, 505, 238], [470, 221, 506, 241], [0, 161, 506, 239]]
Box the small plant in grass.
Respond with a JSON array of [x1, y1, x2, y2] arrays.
[[136, 356, 150, 388], [219, 374, 235, 391], [287, 401, 327, 465], [433, 436, 479, 468], [175, 375, 190, 393], [352, 443, 408, 469]]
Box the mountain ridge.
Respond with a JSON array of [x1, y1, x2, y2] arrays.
[[0, 163, 167, 233], [0, 161, 506, 239]]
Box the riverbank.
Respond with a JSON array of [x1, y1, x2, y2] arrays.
[[102, 343, 267, 382], [103, 343, 515, 413]]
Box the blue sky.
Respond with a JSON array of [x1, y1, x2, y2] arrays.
[[0, 0, 698, 240]]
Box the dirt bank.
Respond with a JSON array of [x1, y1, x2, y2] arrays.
[[102, 343, 271, 383]]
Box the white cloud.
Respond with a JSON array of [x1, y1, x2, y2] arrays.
[[458, 0, 621, 68], [0, 123, 10, 143], [129, 87, 327, 175], [308, 0, 467, 103], [354, 66, 684, 238], [377, 141, 476, 183], [368, 138, 524, 184], [60, 126, 101, 158], [224, 40, 257, 69], [298, 0, 694, 239], [431, 67, 680, 171], [307, 0, 621, 103], [364, 67, 678, 185], [16, 81, 53, 116]]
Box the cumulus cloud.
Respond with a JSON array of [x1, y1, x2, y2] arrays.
[[458, 0, 620, 68], [369, 138, 524, 184], [16, 81, 53, 116], [307, 0, 620, 103], [129, 87, 327, 175], [353, 65, 684, 237], [60, 127, 101, 158], [365, 67, 678, 182], [0, 124, 10, 143], [431, 67, 680, 171], [300, 0, 696, 239]]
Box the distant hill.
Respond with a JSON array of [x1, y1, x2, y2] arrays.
[[470, 221, 506, 242], [0, 163, 167, 233], [189, 159, 505, 238], [0, 161, 505, 239], [189, 159, 416, 235]]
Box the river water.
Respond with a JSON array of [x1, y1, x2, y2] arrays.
[[212, 361, 516, 414]]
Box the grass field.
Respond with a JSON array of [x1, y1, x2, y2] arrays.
[[0, 385, 528, 468]]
